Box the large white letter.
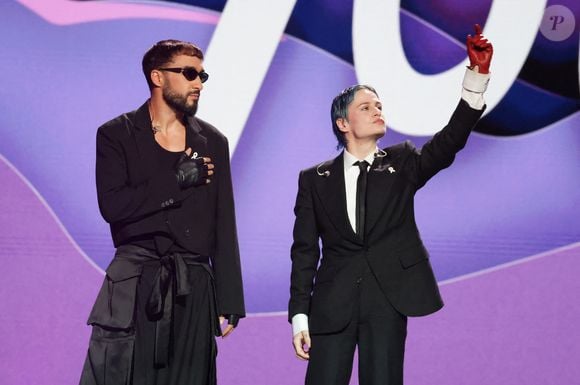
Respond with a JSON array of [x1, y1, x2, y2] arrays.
[[198, 0, 297, 154], [353, 0, 547, 136]]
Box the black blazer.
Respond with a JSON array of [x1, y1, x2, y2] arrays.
[[289, 100, 484, 334], [95, 101, 245, 317]]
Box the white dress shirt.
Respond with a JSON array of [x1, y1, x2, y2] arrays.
[[292, 68, 490, 336], [343, 150, 376, 233]]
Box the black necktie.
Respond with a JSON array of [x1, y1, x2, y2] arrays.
[[355, 160, 369, 238]]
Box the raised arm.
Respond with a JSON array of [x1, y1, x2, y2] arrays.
[[410, 24, 493, 187]]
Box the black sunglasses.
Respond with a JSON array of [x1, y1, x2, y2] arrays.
[[157, 67, 209, 83]]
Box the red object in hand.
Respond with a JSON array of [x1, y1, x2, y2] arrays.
[[466, 24, 493, 74]]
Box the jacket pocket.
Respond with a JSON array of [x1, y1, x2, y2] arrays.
[[397, 246, 429, 269]]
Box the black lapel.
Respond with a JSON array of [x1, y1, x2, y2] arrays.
[[313, 152, 361, 244], [365, 150, 399, 236], [130, 101, 159, 180], [185, 116, 208, 156]]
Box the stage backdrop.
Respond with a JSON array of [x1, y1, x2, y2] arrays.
[[1, 0, 579, 384]]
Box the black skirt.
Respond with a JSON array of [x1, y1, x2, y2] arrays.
[[80, 245, 220, 385]]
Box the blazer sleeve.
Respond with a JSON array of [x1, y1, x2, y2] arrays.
[[408, 99, 485, 188], [288, 170, 321, 321], [211, 136, 246, 317], [95, 122, 183, 224]]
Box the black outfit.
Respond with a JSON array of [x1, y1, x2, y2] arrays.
[[129, 143, 185, 253], [289, 100, 484, 385], [80, 101, 245, 385]]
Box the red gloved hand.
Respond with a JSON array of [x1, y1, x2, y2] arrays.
[[466, 24, 493, 74]]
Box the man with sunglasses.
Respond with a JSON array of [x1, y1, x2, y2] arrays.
[[80, 39, 245, 385]]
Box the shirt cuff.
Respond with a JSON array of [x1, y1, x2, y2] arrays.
[[461, 68, 490, 110], [291, 313, 309, 336]]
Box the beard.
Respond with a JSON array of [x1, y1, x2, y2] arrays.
[[162, 85, 199, 116]]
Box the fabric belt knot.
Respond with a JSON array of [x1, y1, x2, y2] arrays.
[[145, 252, 196, 367], [108, 245, 216, 369]]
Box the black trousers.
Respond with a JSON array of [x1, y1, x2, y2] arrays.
[[306, 267, 408, 385]]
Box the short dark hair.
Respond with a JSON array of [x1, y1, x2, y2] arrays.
[[142, 39, 204, 90], [330, 84, 379, 149]]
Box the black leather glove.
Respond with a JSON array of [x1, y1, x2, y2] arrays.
[[175, 152, 210, 188], [225, 314, 240, 328]]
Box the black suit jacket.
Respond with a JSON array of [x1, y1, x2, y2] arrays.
[[95, 101, 245, 317], [289, 100, 484, 334]]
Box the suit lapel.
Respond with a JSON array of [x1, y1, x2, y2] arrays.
[[185, 116, 208, 156], [131, 102, 160, 181], [365, 151, 399, 236], [314, 153, 361, 244]]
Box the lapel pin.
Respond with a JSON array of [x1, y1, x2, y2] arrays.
[[388, 166, 395, 174], [316, 162, 331, 177]]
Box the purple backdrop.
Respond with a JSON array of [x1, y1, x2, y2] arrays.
[[1, 1, 579, 384]]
